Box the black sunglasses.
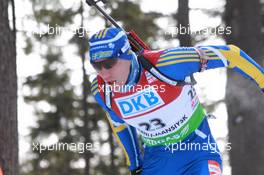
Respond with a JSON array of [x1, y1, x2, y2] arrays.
[[91, 58, 118, 71]]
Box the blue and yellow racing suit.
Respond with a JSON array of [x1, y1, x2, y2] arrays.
[[91, 45, 264, 175]]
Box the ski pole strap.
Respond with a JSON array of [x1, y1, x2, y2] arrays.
[[138, 55, 196, 86], [193, 47, 209, 72]]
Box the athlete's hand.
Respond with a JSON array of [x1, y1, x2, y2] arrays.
[[130, 167, 142, 175]]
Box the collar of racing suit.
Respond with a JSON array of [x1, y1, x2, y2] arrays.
[[119, 52, 141, 93]]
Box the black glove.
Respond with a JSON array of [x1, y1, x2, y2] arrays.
[[130, 167, 142, 175]]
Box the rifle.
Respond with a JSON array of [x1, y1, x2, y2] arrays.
[[85, 0, 150, 54]]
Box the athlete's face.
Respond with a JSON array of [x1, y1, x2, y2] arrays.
[[93, 58, 131, 86]]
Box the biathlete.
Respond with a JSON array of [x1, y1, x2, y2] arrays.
[[89, 27, 264, 175]]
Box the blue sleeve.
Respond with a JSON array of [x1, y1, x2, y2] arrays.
[[91, 78, 143, 170], [155, 45, 264, 92]]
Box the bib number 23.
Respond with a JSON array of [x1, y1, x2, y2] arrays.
[[138, 118, 166, 131]]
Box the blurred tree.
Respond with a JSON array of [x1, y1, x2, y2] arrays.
[[224, 0, 264, 174], [0, 0, 18, 175], [168, 0, 226, 45], [109, 0, 162, 49], [23, 47, 83, 175], [189, 3, 226, 44], [68, 1, 110, 174], [175, 0, 192, 46], [21, 1, 91, 175]]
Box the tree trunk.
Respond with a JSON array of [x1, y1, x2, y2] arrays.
[[82, 52, 91, 175], [78, 2, 92, 175], [177, 0, 192, 46], [0, 0, 18, 175], [224, 0, 264, 174]]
